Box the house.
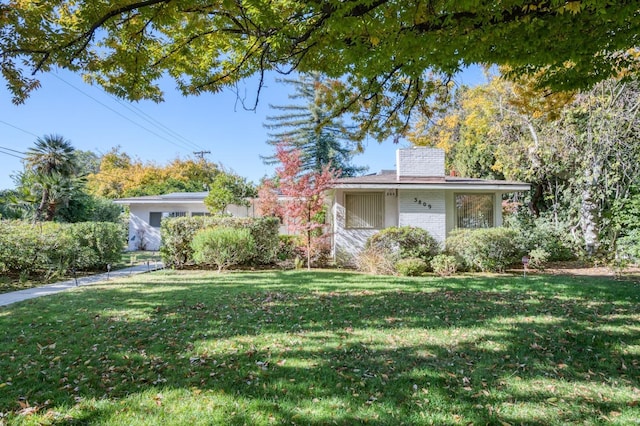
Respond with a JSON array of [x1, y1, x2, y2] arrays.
[[330, 147, 530, 263], [113, 192, 257, 251]]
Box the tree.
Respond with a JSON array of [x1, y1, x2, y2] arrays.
[[23, 134, 78, 221], [262, 73, 366, 177], [271, 143, 335, 269], [203, 172, 256, 215], [3, 2, 638, 136], [86, 147, 219, 198]]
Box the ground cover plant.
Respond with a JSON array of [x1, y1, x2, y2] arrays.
[[0, 270, 639, 425]]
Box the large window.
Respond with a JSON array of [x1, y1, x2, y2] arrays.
[[345, 192, 384, 229], [455, 194, 494, 229]]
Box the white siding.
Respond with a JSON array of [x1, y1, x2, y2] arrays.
[[398, 190, 446, 243]]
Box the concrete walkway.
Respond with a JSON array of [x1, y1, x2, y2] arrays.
[[0, 262, 164, 307]]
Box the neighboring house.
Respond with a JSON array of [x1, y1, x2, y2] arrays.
[[114, 192, 256, 251], [330, 147, 530, 264]]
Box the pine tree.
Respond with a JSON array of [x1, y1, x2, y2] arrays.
[[262, 73, 366, 177]]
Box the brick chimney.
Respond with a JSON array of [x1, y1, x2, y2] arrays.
[[396, 147, 445, 179]]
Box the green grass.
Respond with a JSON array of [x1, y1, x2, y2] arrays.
[[0, 251, 161, 294], [1, 270, 639, 425]]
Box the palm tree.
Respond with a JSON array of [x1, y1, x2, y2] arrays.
[[24, 134, 77, 221]]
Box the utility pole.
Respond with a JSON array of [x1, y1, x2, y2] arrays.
[[193, 150, 211, 160]]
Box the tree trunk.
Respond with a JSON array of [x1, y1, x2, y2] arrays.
[[36, 188, 49, 221], [580, 166, 600, 256]]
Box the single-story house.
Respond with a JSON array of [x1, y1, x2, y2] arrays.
[[114, 192, 257, 251], [330, 147, 530, 264]]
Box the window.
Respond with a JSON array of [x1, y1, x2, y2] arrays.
[[455, 194, 494, 229], [191, 212, 211, 217], [345, 192, 384, 229], [149, 212, 162, 227], [149, 211, 187, 227]]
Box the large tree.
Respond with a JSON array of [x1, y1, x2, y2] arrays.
[[262, 73, 366, 177], [23, 134, 78, 221], [2, 1, 638, 137]]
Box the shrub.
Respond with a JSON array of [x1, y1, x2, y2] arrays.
[[446, 227, 519, 272], [160, 216, 279, 268], [191, 227, 255, 272], [527, 247, 550, 271], [365, 226, 440, 265], [277, 235, 301, 262], [0, 220, 125, 278], [355, 246, 396, 275], [431, 254, 458, 276], [616, 229, 640, 266], [505, 215, 574, 261], [395, 257, 428, 276]]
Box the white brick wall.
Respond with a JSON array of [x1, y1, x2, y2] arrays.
[[396, 148, 445, 178], [398, 190, 446, 243]]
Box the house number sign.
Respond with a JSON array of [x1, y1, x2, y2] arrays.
[[414, 198, 432, 209]]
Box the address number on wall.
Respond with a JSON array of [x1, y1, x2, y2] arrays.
[[414, 198, 432, 209]]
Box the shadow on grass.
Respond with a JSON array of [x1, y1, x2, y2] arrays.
[[1, 270, 639, 424]]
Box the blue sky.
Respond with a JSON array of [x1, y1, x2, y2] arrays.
[[0, 67, 487, 191]]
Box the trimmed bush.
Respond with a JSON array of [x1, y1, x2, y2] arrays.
[[395, 257, 427, 277], [431, 254, 458, 276], [0, 220, 125, 278], [446, 227, 519, 272], [160, 216, 279, 269], [191, 227, 255, 272], [365, 226, 440, 265]]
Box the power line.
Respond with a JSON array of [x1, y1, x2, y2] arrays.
[[109, 96, 205, 152], [0, 145, 25, 155], [49, 73, 201, 153], [0, 148, 24, 160], [193, 150, 211, 160], [0, 119, 40, 138]]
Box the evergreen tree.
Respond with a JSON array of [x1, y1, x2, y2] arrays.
[[262, 73, 366, 177]]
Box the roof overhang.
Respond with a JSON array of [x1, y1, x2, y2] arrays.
[[332, 183, 531, 192]]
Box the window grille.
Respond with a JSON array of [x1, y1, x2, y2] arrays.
[[455, 194, 494, 229], [345, 192, 384, 229]]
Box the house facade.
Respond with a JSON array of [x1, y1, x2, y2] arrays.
[[114, 192, 256, 251], [330, 147, 530, 263]]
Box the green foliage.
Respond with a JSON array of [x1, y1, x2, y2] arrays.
[[395, 257, 428, 277], [616, 229, 640, 266], [191, 227, 255, 272], [430, 254, 458, 277], [446, 227, 520, 272], [277, 235, 303, 262], [5, 1, 636, 142], [0, 220, 125, 278], [365, 226, 440, 264], [505, 214, 575, 261], [262, 73, 366, 177], [203, 172, 255, 214], [160, 216, 279, 269], [527, 247, 550, 271]]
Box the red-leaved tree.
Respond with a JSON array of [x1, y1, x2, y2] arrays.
[[270, 143, 336, 269]]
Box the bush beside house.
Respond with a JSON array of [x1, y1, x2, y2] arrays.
[[160, 216, 279, 269]]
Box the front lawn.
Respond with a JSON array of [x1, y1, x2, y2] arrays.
[[0, 270, 638, 425]]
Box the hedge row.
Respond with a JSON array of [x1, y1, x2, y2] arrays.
[[160, 216, 280, 269], [0, 220, 124, 277]]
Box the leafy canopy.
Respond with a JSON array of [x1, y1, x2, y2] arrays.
[[2, 1, 638, 137]]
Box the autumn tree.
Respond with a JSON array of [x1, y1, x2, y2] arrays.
[[269, 143, 335, 269], [87, 147, 219, 198], [3, 1, 638, 137], [262, 73, 365, 177]]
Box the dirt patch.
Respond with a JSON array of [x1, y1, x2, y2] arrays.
[[520, 260, 640, 280]]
